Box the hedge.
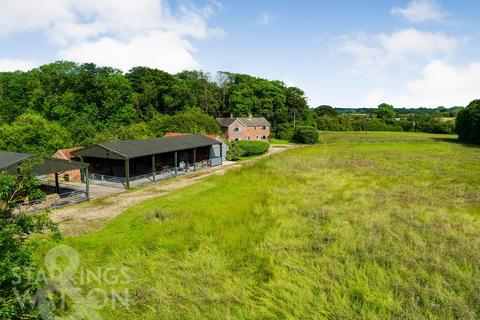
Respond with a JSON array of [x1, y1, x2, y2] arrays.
[[235, 141, 270, 156]]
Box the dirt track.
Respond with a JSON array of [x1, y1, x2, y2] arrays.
[[51, 145, 293, 236]]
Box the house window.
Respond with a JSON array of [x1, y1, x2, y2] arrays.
[[248, 137, 251, 140], [262, 136, 267, 140], [234, 127, 240, 132], [256, 136, 259, 140], [262, 126, 267, 130], [235, 138, 239, 141]]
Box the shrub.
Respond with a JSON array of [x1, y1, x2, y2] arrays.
[[235, 141, 270, 156], [293, 126, 319, 144], [456, 100, 480, 143], [367, 118, 402, 132], [226, 142, 245, 161]]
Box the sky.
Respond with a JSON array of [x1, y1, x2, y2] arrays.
[[0, 0, 479, 108]]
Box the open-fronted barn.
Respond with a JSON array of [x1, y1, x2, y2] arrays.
[[73, 134, 223, 189], [0, 150, 91, 211]]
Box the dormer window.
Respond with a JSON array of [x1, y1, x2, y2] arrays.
[[234, 127, 240, 132]]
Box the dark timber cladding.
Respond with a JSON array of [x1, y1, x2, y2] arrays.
[[73, 134, 223, 189]]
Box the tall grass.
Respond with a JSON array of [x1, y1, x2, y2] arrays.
[[38, 132, 480, 319]]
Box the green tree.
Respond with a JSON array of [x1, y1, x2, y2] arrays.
[[0, 170, 59, 319], [149, 109, 221, 137], [315, 105, 338, 117], [0, 113, 72, 155], [375, 103, 396, 123], [456, 99, 480, 143]]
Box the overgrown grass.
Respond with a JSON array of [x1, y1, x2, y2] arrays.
[[269, 138, 291, 144], [37, 132, 480, 319]]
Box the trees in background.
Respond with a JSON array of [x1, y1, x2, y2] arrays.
[[375, 103, 396, 123], [0, 62, 310, 154], [0, 113, 72, 155], [456, 99, 480, 144]]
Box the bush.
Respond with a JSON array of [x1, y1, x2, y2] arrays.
[[456, 100, 480, 143], [235, 141, 270, 156], [293, 126, 319, 144], [226, 142, 245, 161]]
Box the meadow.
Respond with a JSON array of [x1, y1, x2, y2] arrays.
[[39, 132, 480, 319]]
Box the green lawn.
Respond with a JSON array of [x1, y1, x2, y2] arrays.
[[38, 132, 480, 319]]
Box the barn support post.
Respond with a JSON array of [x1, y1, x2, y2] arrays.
[[220, 143, 223, 165], [85, 167, 90, 199], [193, 148, 197, 171], [54, 173, 60, 195], [152, 154, 156, 182], [125, 159, 130, 189], [174, 151, 178, 175], [79, 156, 85, 183]]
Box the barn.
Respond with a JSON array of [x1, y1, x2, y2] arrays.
[[73, 134, 223, 189]]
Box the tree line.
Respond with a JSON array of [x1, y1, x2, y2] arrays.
[[0, 61, 310, 155]]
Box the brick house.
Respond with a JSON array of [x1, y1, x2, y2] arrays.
[[216, 114, 271, 142], [52, 147, 84, 181]]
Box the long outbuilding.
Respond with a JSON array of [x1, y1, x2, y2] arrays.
[[73, 134, 223, 189], [0, 150, 91, 211], [0, 150, 89, 190]]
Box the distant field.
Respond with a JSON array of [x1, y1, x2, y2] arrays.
[[38, 132, 480, 319]]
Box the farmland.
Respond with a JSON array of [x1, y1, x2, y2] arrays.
[[38, 132, 480, 319]]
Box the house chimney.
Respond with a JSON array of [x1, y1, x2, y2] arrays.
[[248, 113, 253, 120], [230, 113, 233, 118]]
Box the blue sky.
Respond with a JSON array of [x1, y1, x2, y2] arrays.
[[0, 0, 479, 108]]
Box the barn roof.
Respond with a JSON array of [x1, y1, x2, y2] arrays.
[[73, 134, 221, 160], [0, 151, 33, 171], [0, 151, 88, 175]]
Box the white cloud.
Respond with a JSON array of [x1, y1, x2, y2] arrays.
[[391, 0, 448, 23], [59, 31, 199, 73], [365, 60, 480, 107], [0, 0, 223, 72], [258, 12, 271, 26], [0, 59, 37, 72], [337, 28, 458, 66]]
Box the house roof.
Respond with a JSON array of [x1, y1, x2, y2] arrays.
[[74, 134, 221, 160], [54, 147, 83, 160], [216, 117, 271, 127], [0, 150, 88, 175], [216, 118, 239, 127]]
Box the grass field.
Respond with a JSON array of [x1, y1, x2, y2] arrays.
[[38, 132, 480, 319]]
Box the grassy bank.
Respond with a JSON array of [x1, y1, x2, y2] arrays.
[[38, 132, 480, 319]]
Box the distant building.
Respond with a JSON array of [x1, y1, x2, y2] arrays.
[[216, 114, 271, 142], [53, 147, 83, 181]]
